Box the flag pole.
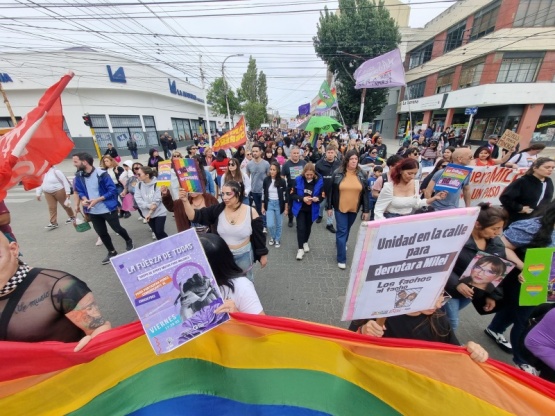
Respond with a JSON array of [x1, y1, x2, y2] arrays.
[[0, 81, 18, 126], [357, 88, 366, 132]]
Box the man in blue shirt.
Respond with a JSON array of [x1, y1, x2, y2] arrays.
[[73, 153, 134, 264]]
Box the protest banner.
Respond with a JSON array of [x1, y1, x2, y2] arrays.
[[433, 164, 472, 193], [342, 208, 479, 320], [353, 49, 406, 90], [519, 248, 554, 306], [497, 129, 520, 152], [156, 160, 172, 188], [459, 165, 526, 206], [173, 157, 205, 193], [110, 229, 229, 354], [212, 116, 247, 151], [458, 251, 515, 293]]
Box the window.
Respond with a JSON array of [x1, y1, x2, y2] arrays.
[[436, 69, 454, 93], [142, 116, 159, 146], [407, 79, 426, 99], [514, 0, 555, 27], [172, 118, 192, 141], [470, 1, 500, 41], [408, 42, 433, 69], [459, 58, 486, 88], [444, 21, 466, 53], [496, 52, 543, 83]]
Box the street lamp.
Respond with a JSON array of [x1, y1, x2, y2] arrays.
[[337, 50, 367, 132], [222, 54, 244, 130]]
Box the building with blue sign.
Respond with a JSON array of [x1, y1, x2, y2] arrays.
[[0, 47, 229, 156]]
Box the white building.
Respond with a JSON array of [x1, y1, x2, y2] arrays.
[[0, 47, 228, 155]]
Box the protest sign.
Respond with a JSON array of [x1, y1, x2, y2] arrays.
[[497, 129, 520, 152], [459, 165, 526, 206], [173, 158, 205, 193], [342, 208, 479, 320], [434, 164, 473, 193], [110, 229, 229, 354], [458, 251, 515, 293], [156, 160, 172, 188], [519, 248, 554, 306], [212, 116, 247, 151]]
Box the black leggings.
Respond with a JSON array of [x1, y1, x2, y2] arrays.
[[149, 216, 168, 240], [296, 210, 313, 249], [89, 210, 132, 252]]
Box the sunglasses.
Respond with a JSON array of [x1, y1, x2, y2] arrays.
[[413, 152, 420, 156], [133, 167, 141, 171], [228, 163, 236, 166]]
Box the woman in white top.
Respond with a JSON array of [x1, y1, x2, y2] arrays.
[[181, 180, 268, 281], [36, 166, 75, 228], [199, 233, 264, 315], [223, 158, 251, 204], [507, 143, 546, 168], [374, 158, 447, 220]]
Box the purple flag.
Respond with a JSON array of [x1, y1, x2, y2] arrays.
[[298, 102, 310, 116], [354, 49, 406, 90]]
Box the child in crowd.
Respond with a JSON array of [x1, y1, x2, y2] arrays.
[[367, 166, 383, 221]]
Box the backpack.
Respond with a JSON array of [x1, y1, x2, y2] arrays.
[[381, 172, 388, 184]]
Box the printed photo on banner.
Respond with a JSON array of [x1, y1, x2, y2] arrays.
[[342, 208, 479, 320], [173, 158, 205, 193], [458, 251, 515, 293], [110, 229, 229, 354], [156, 160, 172, 188], [434, 163, 473, 193], [497, 129, 520, 152], [519, 248, 555, 306]]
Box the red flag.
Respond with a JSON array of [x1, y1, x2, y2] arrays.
[[0, 73, 75, 200]]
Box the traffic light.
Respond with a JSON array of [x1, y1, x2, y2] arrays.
[[198, 117, 204, 125], [82, 115, 92, 127]]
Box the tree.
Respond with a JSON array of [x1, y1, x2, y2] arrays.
[[240, 56, 269, 128], [313, 0, 401, 125], [206, 77, 242, 121]]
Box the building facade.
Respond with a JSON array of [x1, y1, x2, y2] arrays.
[[397, 0, 555, 146], [0, 48, 228, 156]]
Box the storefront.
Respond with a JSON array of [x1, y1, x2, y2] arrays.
[[532, 105, 555, 146], [396, 93, 446, 138], [467, 105, 523, 143]]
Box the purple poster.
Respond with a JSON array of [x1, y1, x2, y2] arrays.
[[110, 229, 229, 354], [354, 48, 406, 90]]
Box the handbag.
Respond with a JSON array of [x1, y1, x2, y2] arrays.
[[115, 156, 122, 163], [121, 193, 137, 212], [73, 213, 91, 233]]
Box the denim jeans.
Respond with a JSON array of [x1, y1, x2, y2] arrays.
[[266, 199, 282, 242], [334, 210, 357, 263], [250, 192, 265, 227], [231, 243, 254, 281], [443, 297, 472, 331], [318, 197, 334, 225], [421, 158, 434, 168], [130, 149, 138, 159]]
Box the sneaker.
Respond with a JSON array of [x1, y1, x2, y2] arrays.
[[152, 232, 157, 240], [263, 227, 267, 234], [65, 217, 75, 224], [316, 216, 323, 224], [137, 216, 143, 221], [296, 249, 304, 260], [303, 242, 310, 253], [288, 220, 293, 228], [517, 364, 540, 376], [484, 328, 512, 353], [274, 241, 281, 248], [268, 238, 275, 246], [95, 237, 103, 246], [143, 218, 148, 224], [126, 240, 134, 251], [45, 223, 58, 229], [102, 251, 117, 265], [338, 263, 346, 270], [326, 224, 336, 233]]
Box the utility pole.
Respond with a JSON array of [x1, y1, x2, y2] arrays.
[[0, 81, 17, 126], [199, 55, 212, 146]]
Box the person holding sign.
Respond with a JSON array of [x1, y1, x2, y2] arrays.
[[357, 292, 489, 363], [374, 158, 447, 220], [181, 180, 268, 281], [468, 146, 514, 167], [499, 157, 555, 226]]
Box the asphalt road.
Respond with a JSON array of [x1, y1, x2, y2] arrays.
[[6, 160, 515, 365]]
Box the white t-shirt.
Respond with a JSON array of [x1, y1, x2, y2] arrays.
[[508, 151, 537, 168], [219, 277, 263, 314]]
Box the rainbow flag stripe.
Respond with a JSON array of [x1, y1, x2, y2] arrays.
[[1, 314, 553, 415]]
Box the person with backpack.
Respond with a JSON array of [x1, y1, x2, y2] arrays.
[[507, 143, 546, 168], [72, 152, 134, 265]]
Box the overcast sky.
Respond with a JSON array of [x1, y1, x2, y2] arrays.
[[0, 0, 453, 118]]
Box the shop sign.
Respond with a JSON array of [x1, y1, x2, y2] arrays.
[[0, 73, 12, 83], [465, 107, 478, 115], [168, 79, 204, 103], [106, 65, 126, 83], [537, 120, 555, 129], [398, 93, 445, 112]]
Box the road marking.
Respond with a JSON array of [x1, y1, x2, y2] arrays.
[[5, 187, 36, 204]]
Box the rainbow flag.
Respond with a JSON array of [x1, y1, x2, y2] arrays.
[[1, 314, 553, 415], [173, 157, 205, 193]]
